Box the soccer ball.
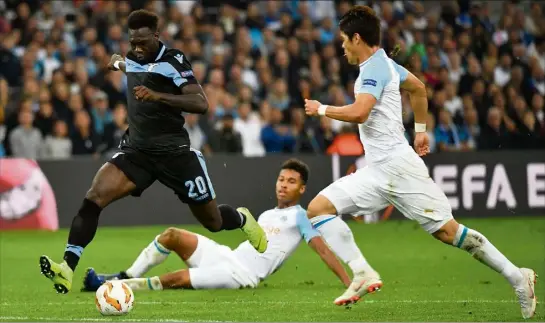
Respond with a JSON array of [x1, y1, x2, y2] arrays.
[[95, 281, 134, 316]]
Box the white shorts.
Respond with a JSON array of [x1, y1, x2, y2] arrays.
[[187, 234, 259, 290], [321, 151, 453, 233]]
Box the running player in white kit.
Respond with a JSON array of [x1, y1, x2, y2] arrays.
[[81, 159, 352, 292], [303, 5, 537, 319]]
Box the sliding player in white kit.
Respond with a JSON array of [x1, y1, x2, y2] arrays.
[[81, 159, 353, 292], [304, 5, 537, 319]]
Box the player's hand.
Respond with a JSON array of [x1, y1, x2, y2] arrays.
[[304, 99, 321, 117], [107, 54, 124, 71], [414, 132, 430, 157], [134, 86, 160, 102]]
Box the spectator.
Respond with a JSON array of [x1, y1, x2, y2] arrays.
[[520, 110, 545, 149], [444, 82, 463, 118], [435, 109, 471, 152], [479, 107, 513, 150], [326, 125, 364, 156], [291, 108, 320, 153], [71, 110, 100, 156], [495, 53, 512, 87], [184, 113, 207, 152], [41, 120, 72, 160], [34, 100, 56, 137], [233, 102, 266, 157], [102, 103, 129, 154], [314, 117, 336, 153], [90, 91, 113, 136], [267, 78, 291, 111], [261, 107, 295, 153], [9, 109, 42, 159], [463, 107, 480, 150], [208, 114, 243, 153], [531, 93, 545, 139]]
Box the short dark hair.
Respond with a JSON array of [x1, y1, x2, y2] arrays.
[[339, 5, 381, 47], [281, 158, 310, 184], [128, 9, 159, 32]]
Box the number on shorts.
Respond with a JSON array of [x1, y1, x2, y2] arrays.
[[185, 176, 207, 198]]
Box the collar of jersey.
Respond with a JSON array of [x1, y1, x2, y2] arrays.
[[154, 42, 166, 61], [359, 48, 385, 67], [274, 204, 301, 210]]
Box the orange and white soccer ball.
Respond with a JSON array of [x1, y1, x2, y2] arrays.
[[95, 281, 134, 316]]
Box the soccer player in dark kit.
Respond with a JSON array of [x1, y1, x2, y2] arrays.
[[39, 9, 268, 294]]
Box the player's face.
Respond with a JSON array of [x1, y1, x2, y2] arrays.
[[128, 27, 159, 62], [340, 32, 360, 65], [276, 169, 305, 204]]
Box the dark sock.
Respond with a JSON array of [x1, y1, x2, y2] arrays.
[[218, 204, 246, 230], [63, 198, 102, 271]]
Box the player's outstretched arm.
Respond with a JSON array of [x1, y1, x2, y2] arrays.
[[304, 93, 376, 124], [308, 237, 351, 287], [296, 210, 351, 287], [108, 54, 126, 74]]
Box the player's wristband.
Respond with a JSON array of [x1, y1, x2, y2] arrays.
[[113, 61, 121, 70], [414, 123, 426, 133], [318, 105, 328, 116]]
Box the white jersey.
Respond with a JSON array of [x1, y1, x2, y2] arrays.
[[354, 48, 412, 165], [233, 205, 319, 281]]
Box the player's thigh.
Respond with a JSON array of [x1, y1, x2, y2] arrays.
[[156, 148, 216, 205], [187, 235, 257, 289], [185, 233, 231, 268], [87, 151, 152, 208], [382, 153, 453, 234], [316, 166, 388, 217], [104, 150, 156, 200], [188, 266, 244, 290]]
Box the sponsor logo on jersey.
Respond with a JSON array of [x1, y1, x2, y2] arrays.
[[174, 54, 184, 64], [363, 79, 377, 87], [181, 70, 193, 78]]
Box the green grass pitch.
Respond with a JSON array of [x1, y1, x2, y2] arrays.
[[1, 217, 544, 322]]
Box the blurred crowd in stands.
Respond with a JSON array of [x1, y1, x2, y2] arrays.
[[0, 0, 544, 159]]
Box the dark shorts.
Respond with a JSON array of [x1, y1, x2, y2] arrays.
[[108, 146, 216, 205]]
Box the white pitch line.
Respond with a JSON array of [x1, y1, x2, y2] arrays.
[[0, 299, 519, 307], [0, 317, 228, 322]]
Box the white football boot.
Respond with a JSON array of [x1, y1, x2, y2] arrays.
[[334, 270, 383, 306], [515, 268, 538, 319]]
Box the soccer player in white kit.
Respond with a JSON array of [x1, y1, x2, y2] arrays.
[[304, 5, 537, 319], [82, 159, 352, 291]]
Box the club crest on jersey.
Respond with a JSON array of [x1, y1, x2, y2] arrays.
[[174, 54, 184, 64], [147, 63, 158, 72], [363, 79, 377, 87]]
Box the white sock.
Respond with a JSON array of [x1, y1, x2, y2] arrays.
[[126, 236, 170, 278], [122, 277, 163, 291], [453, 224, 523, 287], [310, 215, 375, 275]]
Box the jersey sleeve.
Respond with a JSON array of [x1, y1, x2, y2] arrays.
[[394, 62, 409, 82], [296, 208, 320, 243], [354, 59, 390, 100], [165, 51, 199, 89]]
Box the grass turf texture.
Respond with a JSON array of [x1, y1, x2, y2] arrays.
[[1, 217, 544, 322]]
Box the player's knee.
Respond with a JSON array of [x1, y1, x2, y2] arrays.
[[204, 221, 222, 232], [432, 224, 458, 245], [158, 227, 185, 248], [307, 195, 336, 219], [85, 187, 107, 208]]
